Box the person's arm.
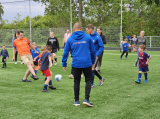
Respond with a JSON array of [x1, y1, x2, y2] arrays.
[[34, 56, 39, 61], [12, 38, 15, 48], [6, 50, 9, 58], [56, 38, 60, 51], [62, 39, 71, 71], [0, 50, 2, 57], [46, 38, 49, 46], [144, 37, 147, 51], [63, 34, 65, 44], [89, 37, 96, 66], [146, 56, 151, 65], [102, 35, 106, 44], [48, 56, 53, 68], [12, 47, 16, 62], [96, 36, 104, 57]]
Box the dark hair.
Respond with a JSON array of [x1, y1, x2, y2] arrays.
[[46, 45, 52, 51], [97, 27, 102, 30], [2, 44, 5, 46], [14, 31, 19, 38], [18, 30, 24, 35], [86, 24, 94, 30]]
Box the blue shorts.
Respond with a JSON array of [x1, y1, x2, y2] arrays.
[[139, 67, 149, 72]]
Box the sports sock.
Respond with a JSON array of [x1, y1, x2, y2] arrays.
[[45, 77, 47, 81], [52, 60, 53, 64], [5, 63, 6, 67], [92, 70, 95, 85], [49, 80, 52, 85], [138, 73, 142, 81], [34, 70, 37, 74], [144, 73, 147, 80], [43, 84, 48, 90], [54, 58, 57, 62]]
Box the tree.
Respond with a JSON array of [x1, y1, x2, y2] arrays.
[[0, 3, 4, 24], [141, 0, 159, 5]]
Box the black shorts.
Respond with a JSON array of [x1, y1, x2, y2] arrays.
[[2, 57, 6, 62], [34, 61, 38, 66], [51, 49, 57, 54]]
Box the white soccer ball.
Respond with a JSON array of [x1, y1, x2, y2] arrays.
[[55, 74, 62, 81]]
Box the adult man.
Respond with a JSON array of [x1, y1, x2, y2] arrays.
[[86, 24, 105, 87], [62, 23, 95, 107], [96, 27, 106, 73], [134, 31, 147, 66], [63, 29, 71, 48], [46, 32, 59, 65], [12, 31, 39, 82]]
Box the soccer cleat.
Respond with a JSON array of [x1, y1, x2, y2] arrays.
[[120, 56, 122, 59], [73, 101, 80, 106], [91, 84, 95, 88], [31, 75, 39, 80], [144, 79, 148, 83], [21, 61, 24, 64], [135, 80, 141, 84], [42, 90, 50, 92], [126, 57, 128, 59], [83, 99, 93, 107], [15, 62, 17, 64], [98, 70, 101, 74], [81, 74, 83, 77], [69, 74, 74, 79], [30, 74, 34, 79], [49, 85, 56, 90], [134, 60, 137, 67], [2, 66, 4, 68], [22, 79, 32, 82], [99, 77, 105, 86], [55, 62, 57, 65]]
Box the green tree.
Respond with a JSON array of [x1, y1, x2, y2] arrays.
[[0, 3, 4, 24]]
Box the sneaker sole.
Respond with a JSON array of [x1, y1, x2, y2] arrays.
[[83, 102, 93, 107], [73, 104, 80, 106]]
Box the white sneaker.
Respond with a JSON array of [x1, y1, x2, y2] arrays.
[[69, 74, 74, 79], [81, 74, 83, 77], [55, 62, 57, 65], [15, 62, 17, 64], [21, 62, 24, 64]]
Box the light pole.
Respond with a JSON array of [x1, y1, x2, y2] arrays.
[[120, 0, 122, 46], [70, 0, 72, 34]]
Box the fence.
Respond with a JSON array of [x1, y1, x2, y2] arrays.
[[0, 26, 121, 47]]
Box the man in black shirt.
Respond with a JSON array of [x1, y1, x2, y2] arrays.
[[46, 32, 59, 65], [96, 27, 106, 73]]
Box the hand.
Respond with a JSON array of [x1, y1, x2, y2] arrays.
[[63, 67, 67, 71], [53, 60, 56, 63], [145, 49, 147, 51], [92, 64, 95, 70], [12, 57, 15, 62], [8, 57, 9, 59], [71, 57, 72, 60], [35, 51, 39, 54], [49, 63, 53, 68], [146, 61, 148, 65]]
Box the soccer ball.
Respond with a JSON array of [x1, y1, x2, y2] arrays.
[[55, 74, 62, 81]]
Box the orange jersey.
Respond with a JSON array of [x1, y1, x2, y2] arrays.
[[13, 38, 31, 58], [38, 52, 44, 58]]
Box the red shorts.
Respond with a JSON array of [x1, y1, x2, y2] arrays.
[[41, 69, 51, 77]]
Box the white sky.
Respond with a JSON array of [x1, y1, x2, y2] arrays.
[[1, 0, 45, 22]]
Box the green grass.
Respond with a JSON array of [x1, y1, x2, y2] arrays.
[[0, 49, 160, 119]]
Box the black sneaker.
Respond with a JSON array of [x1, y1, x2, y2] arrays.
[[2, 67, 4, 68], [31, 75, 39, 80], [98, 70, 101, 73], [30, 74, 34, 79], [22, 79, 32, 82], [42, 90, 50, 92], [49, 85, 56, 90]]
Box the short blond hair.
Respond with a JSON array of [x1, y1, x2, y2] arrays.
[[124, 38, 128, 42], [41, 46, 46, 51], [32, 42, 37, 46]]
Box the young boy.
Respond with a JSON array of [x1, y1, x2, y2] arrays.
[[0, 45, 9, 68], [40, 45, 56, 92], [120, 39, 129, 59], [33, 46, 46, 75], [31, 42, 40, 75], [135, 45, 151, 84]]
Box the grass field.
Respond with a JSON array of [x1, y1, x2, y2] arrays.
[[0, 49, 160, 119]]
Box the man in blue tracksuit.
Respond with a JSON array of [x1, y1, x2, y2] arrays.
[[62, 23, 95, 107], [86, 24, 105, 87]]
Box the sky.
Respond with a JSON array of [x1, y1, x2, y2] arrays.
[[1, 0, 45, 22]]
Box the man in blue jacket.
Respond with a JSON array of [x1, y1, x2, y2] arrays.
[[62, 23, 95, 107], [86, 24, 105, 87]]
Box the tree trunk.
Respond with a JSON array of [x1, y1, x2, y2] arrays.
[[79, 0, 82, 26]]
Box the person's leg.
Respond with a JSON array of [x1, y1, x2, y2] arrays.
[[23, 69, 31, 80], [48, 71, 56, 89], [135, 67, 142, 84], [144, 72, 148, 83], [43, 72, 52, 92], [97, 51, 103, 72], [15, 51, 18, 63], [53, 53, 57, 65], [135, 47, 139, 66], [4, 57, 7, 67], [82, 67, 93, 107], [121, 51, 125, 58], [2, 57, 4, 68], [126, 51, 128, 58], [72, 67, 82, 101]]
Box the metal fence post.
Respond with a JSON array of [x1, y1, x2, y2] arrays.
[[12, 29, 14, 38], [49, 28, 51, 36], [150, 36, 151, 48]]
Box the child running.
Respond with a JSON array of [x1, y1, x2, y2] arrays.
[[40, 45, 56, 92], [0, 45, 9, 68], [120, 39, 130, 59], [135, 45, 151, 84]]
